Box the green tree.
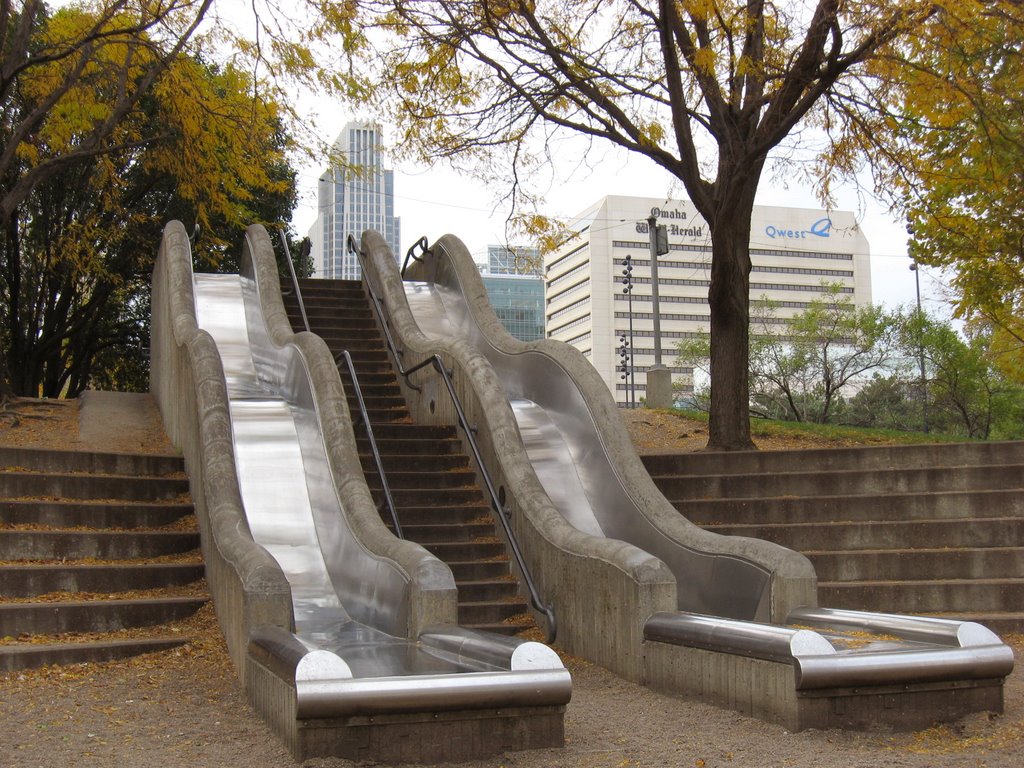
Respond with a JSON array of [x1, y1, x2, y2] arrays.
[[2, 36, 297, 397], [905, 316, 1024, 440], [680, 285, 896, 424], [891, 3, 1024, 367], [359, 0, 937, 449]]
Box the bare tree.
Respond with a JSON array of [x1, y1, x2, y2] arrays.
[[364, 0, 936, 449]]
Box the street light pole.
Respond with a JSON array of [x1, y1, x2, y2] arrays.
[[909, 261, 929, 433], [620, 254, 636, 408]]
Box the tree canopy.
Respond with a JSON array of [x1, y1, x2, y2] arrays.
[[355, 0, 939, 449], [1, 3, 297, 397], [895, 2, 1024, 377]]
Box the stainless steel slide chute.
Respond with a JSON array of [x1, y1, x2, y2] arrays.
[[357, 228, 1013, 731], [151, 222, 569, 762]]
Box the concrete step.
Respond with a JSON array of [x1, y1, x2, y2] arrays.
[[455, 579, 521, 603], [641, 441, 1024, 475], [421, 540, 508, 562], [470, 619, 534, 636], [651, 464, 1024, 499], [347, 393, 408, 411], [360, 452, 469, 474], [0, 563, 205, 597], [0, 446, 183, 476], [447, 559, 515, 582], [0, 596, 207, 636], [361, 423, 457, 441], [0, 499, 194, 528], [704, 517, 1024, 551], [389, 504, 490, 527], [0, 637, 189, 672], [457, 599, 530, 626], [366, 469, 478, 490], [818, 577, 1024, 614], [806, 547, 1023, 582], [399, 522, 496, 543], [0, 470, 188, 501], [388, 487, 485, 507], [917, 612, 1024, 635], [0, 530, 199, 560], [667, 489, 1024, 525]]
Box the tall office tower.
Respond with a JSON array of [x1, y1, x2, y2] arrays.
[[544, 195, 873, 406], [308, 122, 401, 279]]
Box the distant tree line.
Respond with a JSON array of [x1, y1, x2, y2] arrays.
[[677, 285, 1024, 441]]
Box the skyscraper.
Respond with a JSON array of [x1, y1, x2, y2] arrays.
[[308, 122, 401, 279]]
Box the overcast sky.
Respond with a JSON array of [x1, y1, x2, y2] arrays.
[[289, 121, 951, 317]]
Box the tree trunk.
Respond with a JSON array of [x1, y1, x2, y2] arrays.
[[705, 185, 758, 451]]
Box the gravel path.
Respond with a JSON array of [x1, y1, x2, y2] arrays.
[[1, 397, 1020, 767]]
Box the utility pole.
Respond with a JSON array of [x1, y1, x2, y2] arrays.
[[619, 254, 636, 407], [910, 261, 929, 433], [646, 215, 671, 408]]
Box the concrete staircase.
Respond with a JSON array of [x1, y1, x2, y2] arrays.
[[0, 446, 207, 670], [284, 278, 534, 635], [642, 441, 1024, 634]]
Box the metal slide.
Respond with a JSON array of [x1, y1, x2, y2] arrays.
[[386, 232, 1013, 720], [187, 254, 570, 720]]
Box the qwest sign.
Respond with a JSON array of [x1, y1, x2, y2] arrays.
[[765, 217, 832, 240]]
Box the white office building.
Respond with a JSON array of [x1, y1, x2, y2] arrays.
[[544, 195, 872, 406], [308, 122, 401, 279]]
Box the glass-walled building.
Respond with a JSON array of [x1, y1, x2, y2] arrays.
[[481, 272, 545, 341], [543, 195, 873, 405], [308, 122, 401, 279]]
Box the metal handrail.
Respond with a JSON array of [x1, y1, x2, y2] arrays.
[[279, 230, 404, 539], [401, 236, 429, 277], [348, 234, 557, 642], [278, 228, 310, 334], [335, 349, 403, 539]]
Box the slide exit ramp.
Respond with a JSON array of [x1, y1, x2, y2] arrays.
[[354, 228, 1013, 732], [150, 222, 569, 763]]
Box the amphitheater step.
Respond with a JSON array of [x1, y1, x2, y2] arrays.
[[0, 637, 189, 672], [0, 596, 207, 636], [0, 429, 208, 671]]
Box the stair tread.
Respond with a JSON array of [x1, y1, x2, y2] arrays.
[[803, 545, 1024, 556], [0, 595, 208, 607], [820, 577, 1024, 587], [707, 515, 1024, 528]]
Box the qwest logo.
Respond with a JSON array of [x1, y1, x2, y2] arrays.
[[765, 217, 832, 240]]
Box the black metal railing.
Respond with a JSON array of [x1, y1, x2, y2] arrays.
[[401, 236, 430, 277], [280, 230, 404, 538], [348, 234, 557, 642]]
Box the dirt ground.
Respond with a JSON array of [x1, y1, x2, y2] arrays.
[[1, 397, 1022, 768]]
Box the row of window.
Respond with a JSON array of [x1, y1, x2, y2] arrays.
[[548, 312, 591, 337], [546, 242, 589, 273], [615, 257, 853, 279], [610, 240, 855, 261], [547, 260, 589, 289], [628, 276, 853, 294], [613, 293, 815, 310], [547, 277, 590, 304], [615, 311, 790, 325], [548, 296, 591, 322]]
